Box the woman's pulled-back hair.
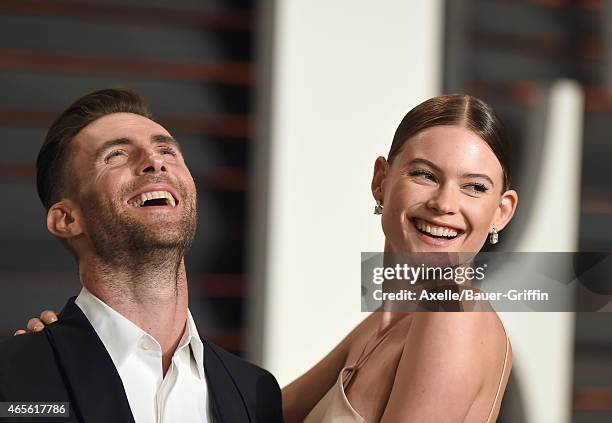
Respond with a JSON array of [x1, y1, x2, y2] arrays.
[[387, 94, 512, 191]]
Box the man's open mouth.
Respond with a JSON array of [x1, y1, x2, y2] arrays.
[[128, 191, 178, 208]]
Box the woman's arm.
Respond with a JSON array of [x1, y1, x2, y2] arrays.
[[379, 311, 508, 423], [282, 313, 377, 423]]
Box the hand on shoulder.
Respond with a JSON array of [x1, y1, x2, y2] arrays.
[[14, 310, 59, 336]]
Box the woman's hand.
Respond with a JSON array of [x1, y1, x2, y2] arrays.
[[13, 310, 59, 336]]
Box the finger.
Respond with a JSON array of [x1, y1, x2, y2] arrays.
[[40, 310, 59, 324], [26, 318, 44, 332], [13, 329, 27, 336]]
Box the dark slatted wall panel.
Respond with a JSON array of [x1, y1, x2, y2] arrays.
[[444, 0, 612, 421], [0, 0, 255, 356]]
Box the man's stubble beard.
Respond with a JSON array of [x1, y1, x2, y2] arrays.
[[80, 183, 198, 269]]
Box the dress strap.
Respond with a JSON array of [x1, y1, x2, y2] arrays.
[[343, 321, 400, 391], [485, 333, 510, 423]]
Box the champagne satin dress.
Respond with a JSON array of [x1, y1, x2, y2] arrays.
[[304, 327, 511, 423]]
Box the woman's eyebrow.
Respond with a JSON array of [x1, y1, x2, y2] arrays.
[[408, 158, 495, 186], [407, 158, 442, 172], [462, 173, 495, 187]]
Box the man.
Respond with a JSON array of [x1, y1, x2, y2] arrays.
[[0, 89, 282, 423]]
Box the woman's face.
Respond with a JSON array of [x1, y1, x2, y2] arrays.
[[372, 125, 517, 254]]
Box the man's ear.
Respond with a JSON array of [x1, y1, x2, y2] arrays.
[[47, 200, 84, 240], [371, 156, 389, 202], [492, 189, 518, 232]]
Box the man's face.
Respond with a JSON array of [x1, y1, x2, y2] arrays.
[[68, 112, 197, 262]]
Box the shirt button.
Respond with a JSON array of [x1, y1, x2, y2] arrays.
[[140, 339, 153, 350]]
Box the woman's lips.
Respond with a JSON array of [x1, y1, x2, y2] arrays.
[[410, 218, 464, 247]]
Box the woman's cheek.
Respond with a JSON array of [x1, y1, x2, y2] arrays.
[[381, 211, 400, 247]]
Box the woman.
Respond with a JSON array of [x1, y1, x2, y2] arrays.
[[21, 94, 518, 422], [284, 94, 518, 422]]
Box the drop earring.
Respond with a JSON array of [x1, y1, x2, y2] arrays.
[[374, 200, 383, 215], [489, 228, 498, 244]]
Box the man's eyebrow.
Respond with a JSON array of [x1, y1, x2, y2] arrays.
[[95, 137, 132, 159], [95, 135, 183, 159], [151, 134, 183, 153], [407, 158, 495, 186]]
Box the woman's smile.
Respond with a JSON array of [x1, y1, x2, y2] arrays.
[[409, 217, 465, 247]]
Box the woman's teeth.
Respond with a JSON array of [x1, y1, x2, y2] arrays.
[[414, 219, 458, 238]]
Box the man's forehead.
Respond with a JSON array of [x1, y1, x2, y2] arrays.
[[74, 112, 171, 151]]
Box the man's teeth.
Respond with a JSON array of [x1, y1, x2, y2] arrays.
[[129, 191, 176, 207], [415, 220, 458, 238]]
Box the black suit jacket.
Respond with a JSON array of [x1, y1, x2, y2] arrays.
[[0, 298, 283, 423]]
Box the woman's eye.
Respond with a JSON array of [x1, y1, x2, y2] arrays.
[[464, 183, 489, 193], [409, 169, 437, 182]]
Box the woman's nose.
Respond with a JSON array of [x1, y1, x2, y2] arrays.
[[426, 184, 458, 215]]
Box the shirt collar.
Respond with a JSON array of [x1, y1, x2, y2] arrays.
[[75, 287, 204, 379], [184, 310, 205, 380]]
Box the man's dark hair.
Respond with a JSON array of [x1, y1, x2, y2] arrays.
[[36, 88, 153, 210]]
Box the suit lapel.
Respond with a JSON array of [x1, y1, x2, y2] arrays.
[[202, 340, 251, 423], [45, 297, 135, 423]]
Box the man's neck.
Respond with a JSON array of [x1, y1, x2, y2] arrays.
[[79, 254, 189, 375]]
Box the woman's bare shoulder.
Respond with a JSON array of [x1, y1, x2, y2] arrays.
[[407, 311, 508, 362], [378, 312, 509, 422], [410, 310, 506, 336]]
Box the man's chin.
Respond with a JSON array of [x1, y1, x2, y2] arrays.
[[132, 229, 194, 249], [83, 203, 197, 260]]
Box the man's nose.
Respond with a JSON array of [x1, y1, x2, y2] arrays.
[[139, 152, 167, 175], [426, 183, 458, 215]]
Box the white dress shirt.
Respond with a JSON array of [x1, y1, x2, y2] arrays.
[[75, 287, 211, 423]]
